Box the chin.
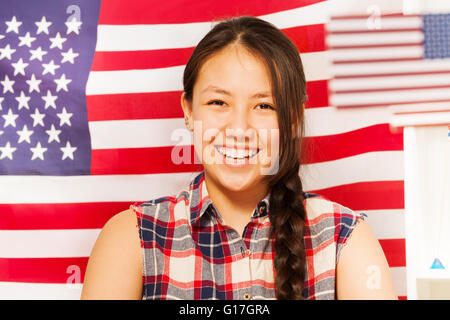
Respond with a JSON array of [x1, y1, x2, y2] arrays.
[[206, 165, 261, 193]]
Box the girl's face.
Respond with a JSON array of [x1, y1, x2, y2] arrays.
[[182, 44, 279, 193]]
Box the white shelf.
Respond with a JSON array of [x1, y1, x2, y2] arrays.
[[416, 269, 450, 280], [403, 125, 450, 300]]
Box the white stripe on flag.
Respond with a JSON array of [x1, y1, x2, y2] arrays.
[[327, 16, 422, 32], [331, 87, 450, 106], [0, 282, 83, 300], [327, 31, 424, 47], [360, 209, 405, 239], [331, 59, 450, 77], [89, 105, 392, 149], [0, 151, 401, 204], [0, 172, 195, 203], [89, 118, 187, 149], [330, 73, 450, 92], [85, 51, 330, 95], [301, 151, 404, 191], [0, 208, 405, 259], [0, 229, 101, 258], [330, 45, 423, 62]]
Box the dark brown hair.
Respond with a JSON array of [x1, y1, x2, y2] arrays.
[[183, 16, 308, 299]]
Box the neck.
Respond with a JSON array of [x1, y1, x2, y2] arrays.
[[203, 172, 269, 230]]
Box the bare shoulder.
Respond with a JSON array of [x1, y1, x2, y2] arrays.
[[81, 208, 143, 300], [336, 219, 398, 300]]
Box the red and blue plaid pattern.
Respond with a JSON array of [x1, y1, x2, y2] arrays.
[[132, 171, 367, 300]]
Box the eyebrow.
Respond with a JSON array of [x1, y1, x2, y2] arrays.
[[201, 85, 272, 99]]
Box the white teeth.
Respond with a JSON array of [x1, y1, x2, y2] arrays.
[[215, 146, 258, 159]]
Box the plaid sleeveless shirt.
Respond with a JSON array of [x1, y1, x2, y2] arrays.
[[131, 171, 367, 300]]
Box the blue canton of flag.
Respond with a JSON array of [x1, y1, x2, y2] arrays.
[[423, 13, 450, 59], [0, 0, 100, 175]]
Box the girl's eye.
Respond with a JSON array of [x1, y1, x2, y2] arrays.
[[207, 100, 225, 106], [256, 104, 275, 110]]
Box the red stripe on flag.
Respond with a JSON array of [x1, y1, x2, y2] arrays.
[[0, 203, 131, 230], [302, 124, 403, 164], [0, 257, 88, 283], [305, 79, 329, 108], [0, 181, 402, 230], [91, 25, 325, 72], [90, 125, 401, 175], [0, 239, 405, 283], [311, 181, 405, 211], [91, 146, 203, 175], [333, 57, 422, 64], [330, 13, 418, 20], [379, 239, 406, 268], [86, 80, 328, 122], [329, 42, 423, 50], [87, 91, 184, 121], [335, 70, 450, 80], [98, 0, 326, 24], [283, 24, 325, 53]]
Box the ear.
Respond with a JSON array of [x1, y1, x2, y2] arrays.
[[180, 92, 193, 131]]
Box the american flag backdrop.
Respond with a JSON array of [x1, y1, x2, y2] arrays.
[[0, 0, 407, 299]]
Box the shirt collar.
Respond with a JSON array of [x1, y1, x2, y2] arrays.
[[188, 171, 270, 226]]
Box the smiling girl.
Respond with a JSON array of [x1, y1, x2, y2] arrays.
[[81, 16, 397, 300]]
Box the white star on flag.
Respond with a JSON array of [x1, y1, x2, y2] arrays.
[[2, 108, 19, 128], [29, 46, 47, 62], [5, 16, 22, 34], [42, 60, 60, 75], [49, 32, 67, 50], [17, 124, 34, 144], [35, 16, 52, 35], [61, 48, 79, 64], [26, 73, 41, 93], [57, 107, 73, 126], [30, 108, 45, 127], [0, 142, 17, 160], [30, 142, 47, 160], [0, 96, 3, 110], [1, 74, 14, 94], [54, 74, 71, 92], [11, 58, 29, 76], [65, 17, 82, 35], [15, 91, 31, 110], [45, 124, 61, 143], [60, 141, 77, 160], [18, 32, 36, 47], [0, 44, 16, 60], [41, 90, 57, 109]]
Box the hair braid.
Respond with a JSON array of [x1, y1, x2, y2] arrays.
[[269, 160, 307, 300]]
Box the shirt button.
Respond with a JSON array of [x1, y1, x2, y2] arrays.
[[243, 293, 251, 300], [259, 205, 265, 215]]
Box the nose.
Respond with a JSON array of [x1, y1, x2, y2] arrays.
[[224, 104, 256, 145]]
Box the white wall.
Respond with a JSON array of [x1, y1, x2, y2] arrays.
[[404, 0, 450, 14]]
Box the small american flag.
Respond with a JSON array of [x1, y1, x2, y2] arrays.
[[327, 12, 450, 110]]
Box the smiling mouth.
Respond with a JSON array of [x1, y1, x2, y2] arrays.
[[214, 145, 261, 160]]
